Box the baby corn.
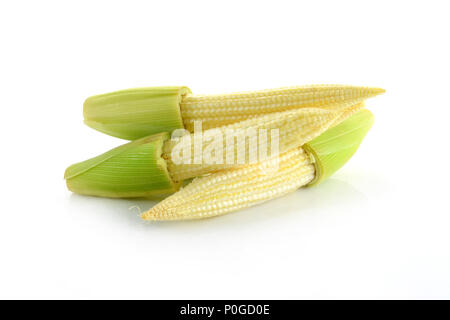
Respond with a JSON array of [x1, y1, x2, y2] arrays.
[[181, 85, 384, 131], [142, 147, 315, 220], [83, 85, 384, 140]]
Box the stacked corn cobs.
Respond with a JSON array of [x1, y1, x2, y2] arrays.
[[65, 85, 385, 220]]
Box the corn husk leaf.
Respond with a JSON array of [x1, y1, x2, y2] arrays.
[[65, 132, 180, 198]]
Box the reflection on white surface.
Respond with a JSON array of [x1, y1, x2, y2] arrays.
[[68, 193, 158, 225], [67, 177, 368, 230]]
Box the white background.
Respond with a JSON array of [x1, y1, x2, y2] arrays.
[[1, 0, 449, 299]]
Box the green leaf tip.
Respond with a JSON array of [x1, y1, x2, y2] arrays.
[[303, 109, 374, 186], [83, 86, 191, 140], [65, 132, 181, 198]]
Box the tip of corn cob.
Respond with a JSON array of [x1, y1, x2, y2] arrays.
[[64, 132, 181, 198], [375, 87, 386, 94]]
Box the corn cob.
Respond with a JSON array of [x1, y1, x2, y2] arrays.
[[142, 147, 315, 220], [181, 85, 384, 131], [83, 85, 384, 140], [142, 108, 374, 221]]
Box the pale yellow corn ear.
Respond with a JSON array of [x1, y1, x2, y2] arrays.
[[181, 85, 384, 130], [142, 148, 315, 220], [164, 104, 364, 181], [83, 85, 384, 139]]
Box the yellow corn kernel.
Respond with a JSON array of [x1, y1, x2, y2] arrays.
[[164, 103, 364, 181], [142, 147, 314, 220], [181, 85, 384, 130]]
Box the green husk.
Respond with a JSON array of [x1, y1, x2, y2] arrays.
[[303, 109, 374, 186], [83, 86, 191, 140], [65, 132, 180, 198]]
